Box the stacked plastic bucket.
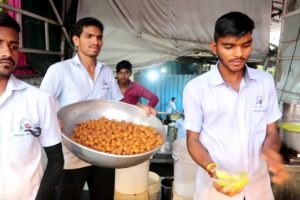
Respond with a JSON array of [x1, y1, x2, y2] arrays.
[[114, 160, 160, 200], [172, 138, 198, 199]]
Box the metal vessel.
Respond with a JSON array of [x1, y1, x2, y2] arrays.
[[58, 99, 166, 169], [281, 101, 300, 152]]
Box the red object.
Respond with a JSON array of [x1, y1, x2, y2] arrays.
[[121, 81, 159, 107], [13, 66, 38, 76], [8, 0, 28, 67]]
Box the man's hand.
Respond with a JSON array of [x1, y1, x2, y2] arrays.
[[262, 147, 289, 184], [58, 119, 64, 130], [213, 182, 242, 197], [210, 167, 242, 197], [138, 104, 157, 115]]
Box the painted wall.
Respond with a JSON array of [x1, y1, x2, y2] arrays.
[[135, 61, 197, 112]]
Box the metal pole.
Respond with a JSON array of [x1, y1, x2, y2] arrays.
[[0, 2, 59, 25], [60, 0, 66, 60], [48, 0, 73, 50], [44, 22, 50, 51], [20, 47, 64, 56]]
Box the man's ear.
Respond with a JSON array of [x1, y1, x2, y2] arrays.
[[210, 41, 217, 55], [72, 35, 79, 47]]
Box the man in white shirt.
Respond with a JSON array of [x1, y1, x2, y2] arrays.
[[0, 13, 63, 200], [166, 97, 178, 114], [41, 17, 122, 200], [183, 12, 288, 200], [41, 17, 155, 200], [165, 97, 178, 124]]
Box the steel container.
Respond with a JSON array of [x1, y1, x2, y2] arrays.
[[57, 99, 166, 168], [282, 101, 300, 122], [281, 101, 300, 152]]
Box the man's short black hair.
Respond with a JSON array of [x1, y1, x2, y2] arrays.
[[72, 17, 104, 37], [214, 12, 255, 42], [116, 60, 132, 73], [0, 12, 20, 33], [171, 97, 176, 101]]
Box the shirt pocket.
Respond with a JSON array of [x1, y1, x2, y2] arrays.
[[9, 131, 39, 162], [250, 106, 268, 129], [99, 84, 110, 99]]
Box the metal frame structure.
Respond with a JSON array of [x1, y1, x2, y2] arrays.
[[0, 0, 73, 58]]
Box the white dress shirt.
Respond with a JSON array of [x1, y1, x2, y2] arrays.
[[0, 75, 61, 200], [166, 101, 177, 113], [40, 55, 123, 169], [183, 65, 281, 200]]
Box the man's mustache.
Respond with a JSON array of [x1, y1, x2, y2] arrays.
[[0, 57, 15, 65]]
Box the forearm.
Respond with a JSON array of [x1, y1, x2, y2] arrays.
[[35, 143, 64, 200], [262, 122, 288, 184], [262, 122, 281, 152], [147, 95, 159, 107], [142, 89, 159, 107], [187, 130, 214, 170]]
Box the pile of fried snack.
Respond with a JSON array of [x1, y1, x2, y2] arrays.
[[71, 117, 163, 155]]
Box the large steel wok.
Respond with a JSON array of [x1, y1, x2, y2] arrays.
[[282, 130, 300, 152], [280, 101, 300, 152], [57, 100, 166, 168], [279, 122, 300, 152]]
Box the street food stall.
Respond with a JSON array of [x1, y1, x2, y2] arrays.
[[2, 0, 300, 199]]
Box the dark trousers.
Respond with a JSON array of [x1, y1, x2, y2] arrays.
[[164, 115, 171, 125], [55, 166, 115, 200]]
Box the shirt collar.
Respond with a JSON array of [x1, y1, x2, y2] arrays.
[[71, 54, 103, 70], [117, 81, 134, 94], [209, 62, 260, 86], [72, 54, 81, 66], [6, 75, 27, 92], [128, 80, 135, 88]]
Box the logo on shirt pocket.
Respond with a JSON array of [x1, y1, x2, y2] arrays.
[[252, 95, 267, 112], [20, 118, 33, 130], [18, 118, 42, 137]]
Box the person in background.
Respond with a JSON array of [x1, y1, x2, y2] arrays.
[[166, 97, 178, 113], [116, 60, 159, 111], [165, 97, 179, 124], [183, 12, 288, 200], [175, 113, 186, 140], [40, 17, 123, 200], [0, 13, 63, 200]]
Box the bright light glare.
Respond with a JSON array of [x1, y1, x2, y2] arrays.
[[160, 68, 167, 73], [147, 71, 159, 81]]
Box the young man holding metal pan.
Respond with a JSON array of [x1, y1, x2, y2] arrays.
[[41, 17, 156, 200]]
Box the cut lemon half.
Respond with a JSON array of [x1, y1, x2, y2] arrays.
[[213, 170, 249, 192]]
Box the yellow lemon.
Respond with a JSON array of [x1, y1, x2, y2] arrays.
[[215, 170, 232, 180], [214, 170, 249, 191], [230, 172, 249, 191]]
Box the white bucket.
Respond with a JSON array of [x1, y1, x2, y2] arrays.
[[173, 191, 193, 200], [172, 138, 198, 198], [114, 190, 149, 200], [148, 171, 160, 200], [115, 160, 150, 194]]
